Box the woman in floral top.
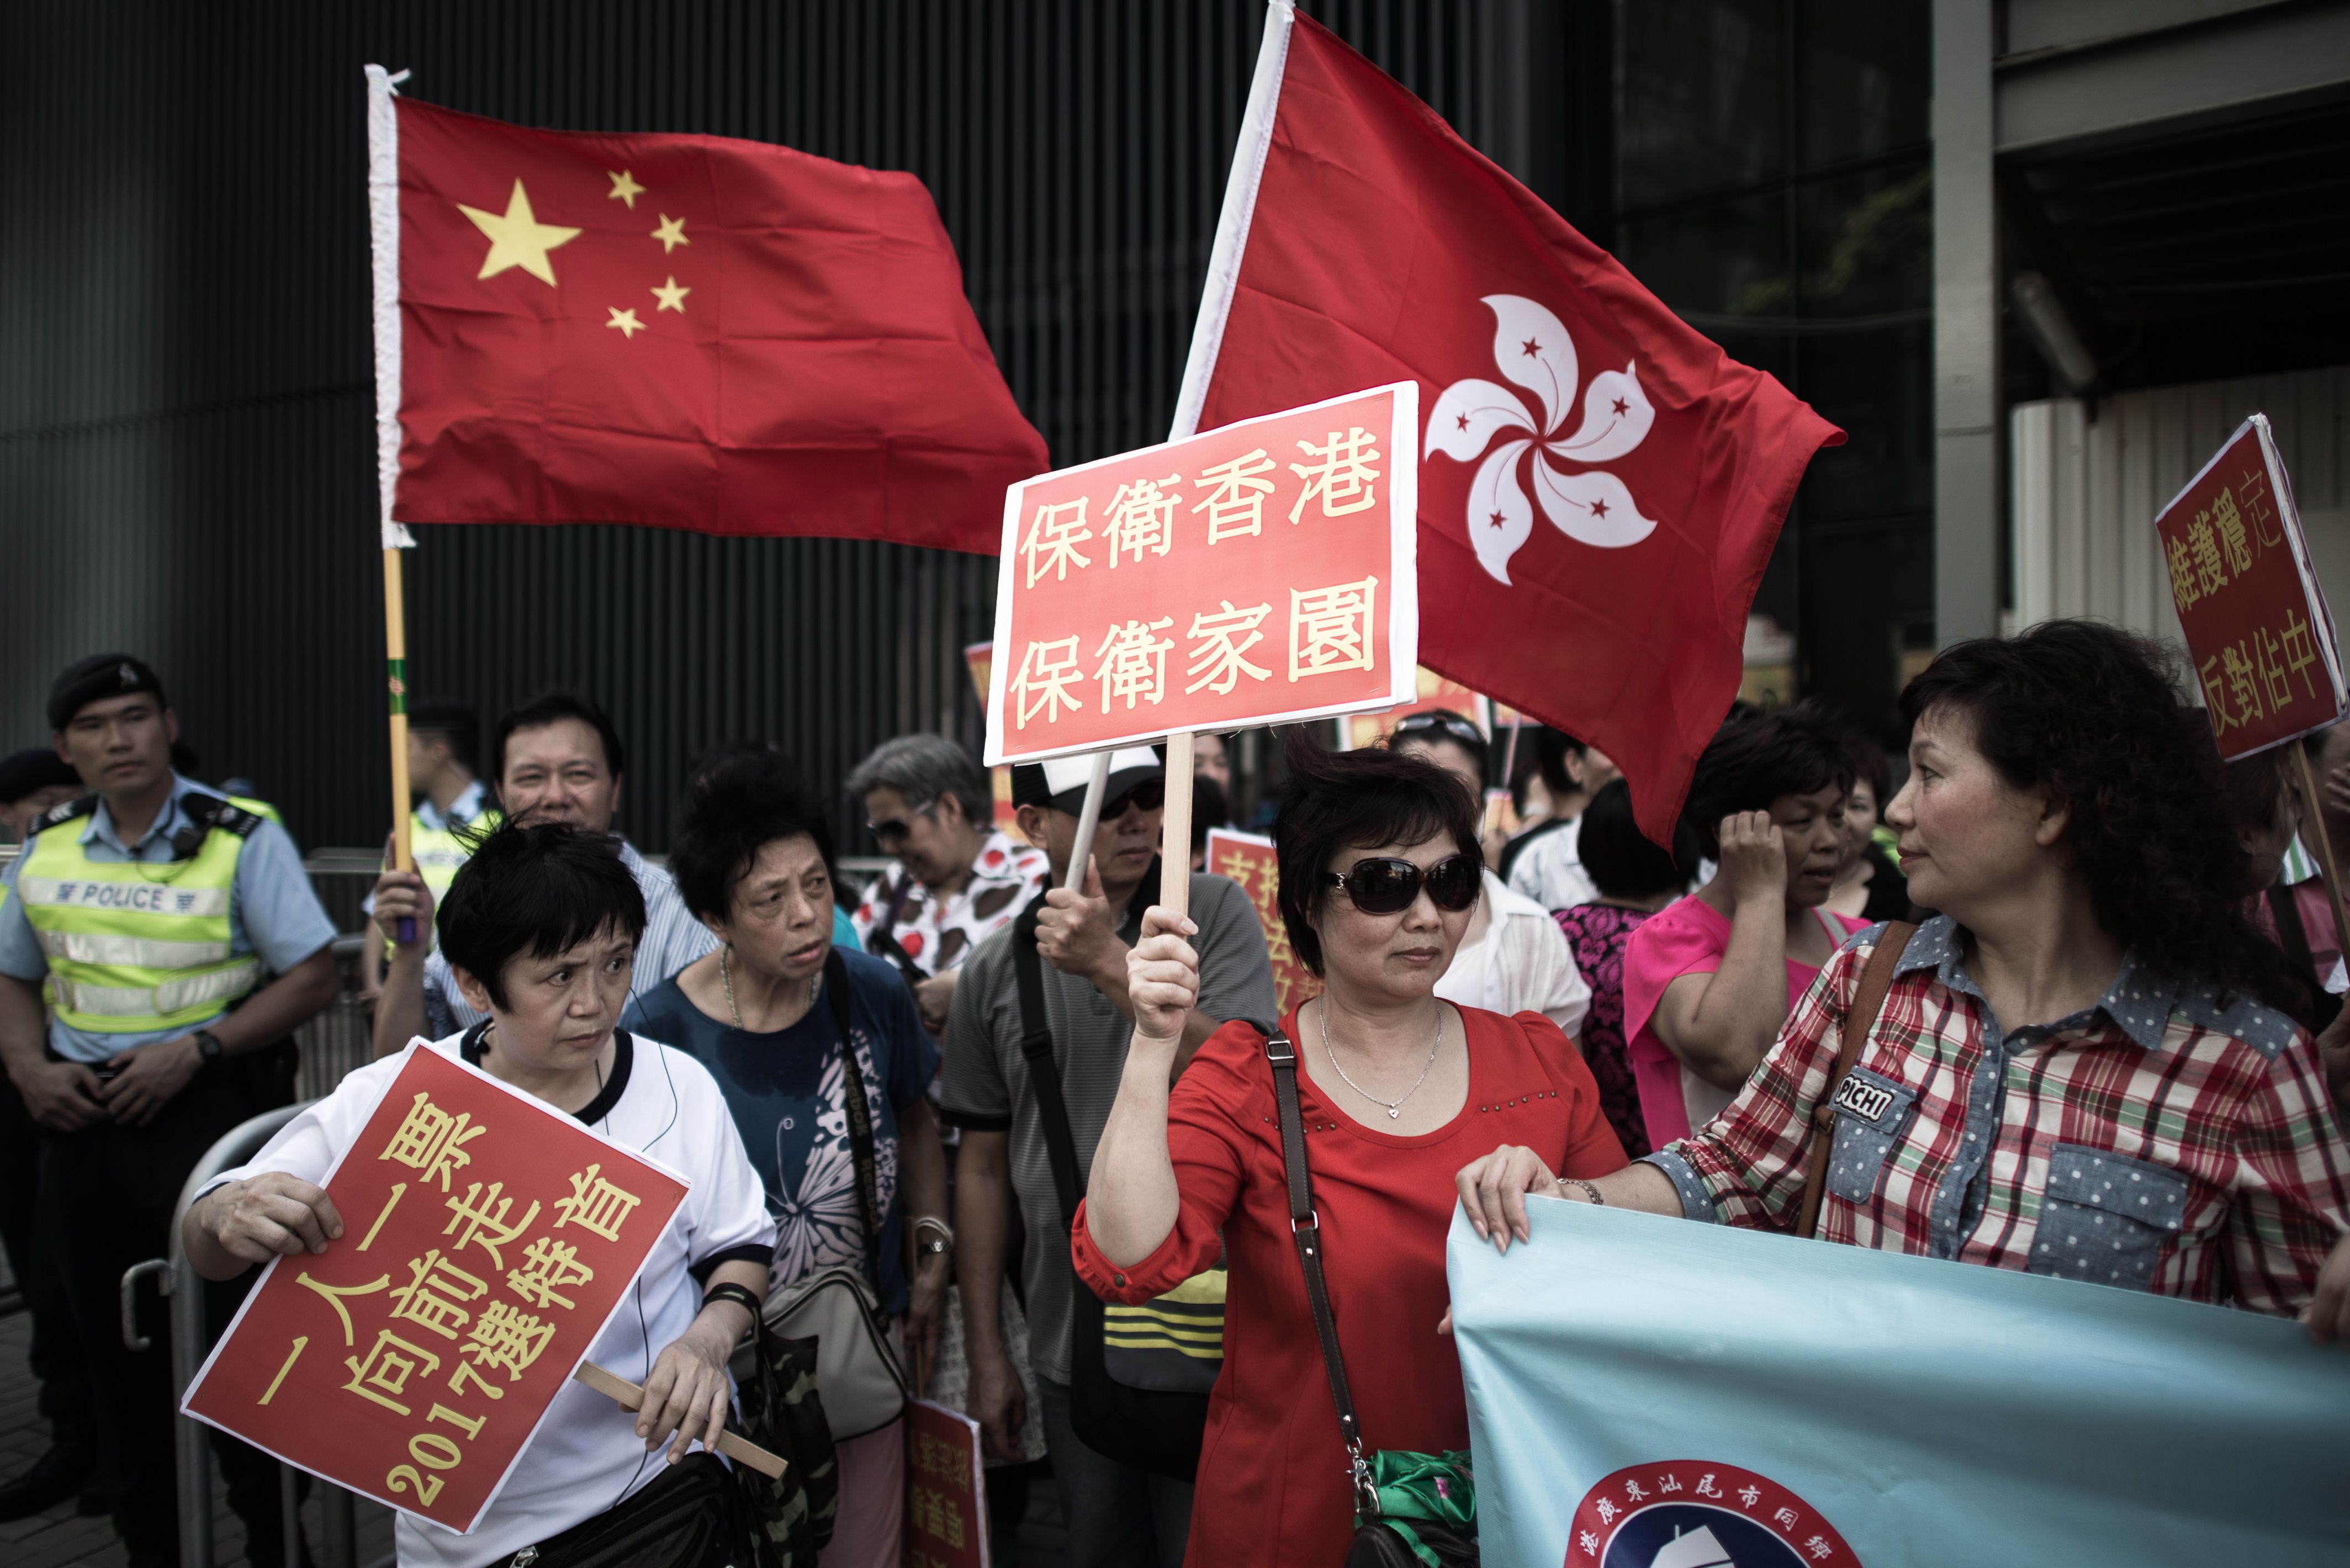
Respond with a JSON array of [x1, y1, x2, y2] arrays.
[[846, 735, 1049, 1034], [1553, 780, 1702, 1158]]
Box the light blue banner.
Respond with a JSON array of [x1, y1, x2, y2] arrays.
[[1447, 1199, 2349, 1566]]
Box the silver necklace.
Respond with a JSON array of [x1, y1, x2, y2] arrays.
[[1319, 1002, 1444, 1120], [722, 944, 821, 1030]]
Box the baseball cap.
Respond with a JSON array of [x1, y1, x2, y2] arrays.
[[1011, 747, 1165, 813], [48, 654, 167, 731]]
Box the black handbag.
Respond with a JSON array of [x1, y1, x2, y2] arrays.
[[1013, 900, 1221, 1482], [502, 1451, 742, 1568], [1259, 1023, 1479, 1568]]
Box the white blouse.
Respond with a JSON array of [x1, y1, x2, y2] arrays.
[[203, 1032, 774, 1568], [1435, 869, 1592, 1038]]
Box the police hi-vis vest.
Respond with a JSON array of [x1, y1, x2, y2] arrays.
[[16, 792, 269, 1032], [411, 804, 499, 904]]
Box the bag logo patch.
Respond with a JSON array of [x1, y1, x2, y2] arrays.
[[1563, 1460, 1860, 1566], [1832, 1076, 1894, 1124]]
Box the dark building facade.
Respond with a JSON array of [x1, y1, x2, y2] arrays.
[[0, 1, 1933, 852]]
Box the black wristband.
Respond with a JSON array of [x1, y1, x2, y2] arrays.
[[702, 1280, 765, 1327]]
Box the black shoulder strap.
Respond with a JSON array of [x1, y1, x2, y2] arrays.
[[823, 950, 885, 1286], [1496, 813, 1570, 881], [863, 872, 928, 986], [1261, 1018, 1377, 1516], [30, 793, 98, 835], [173, 791, 266, 858], [1013, 897, 1088, 1228]]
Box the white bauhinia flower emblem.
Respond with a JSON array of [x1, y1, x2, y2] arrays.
[[1425, 294, 1659, 585]]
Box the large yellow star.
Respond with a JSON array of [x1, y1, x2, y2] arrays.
[[607, 306, 647, 339], [650, 276, 690, 314], [607, 169, 644, 209], [458, 180, 580, 287], [651, 214, 690, 253]]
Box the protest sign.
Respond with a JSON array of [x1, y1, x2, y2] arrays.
[[2157, 414, 2345, 760], [904, 1399, 988, 1568], [983, 383, 1419, 767], [1338, 666, 1493, 750], [183, 1046, 689, 1534], [1203, 828, 1321, 1017], [961, 642, 1023, 837], [1449, 1202, 2350, 1566]]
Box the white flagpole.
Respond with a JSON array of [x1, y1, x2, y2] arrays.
[[366, 65, 420, 938]]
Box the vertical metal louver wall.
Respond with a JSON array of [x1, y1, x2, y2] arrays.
[[0, 1, 1542, 856]]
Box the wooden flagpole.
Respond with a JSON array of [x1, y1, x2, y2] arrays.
[[383, 547, 416, 942], [2289, 744, 2350, 964]]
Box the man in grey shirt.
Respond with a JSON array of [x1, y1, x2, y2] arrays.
[[943, 748, 1274, 1568]]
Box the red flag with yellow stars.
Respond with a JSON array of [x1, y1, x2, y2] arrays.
[[365, 67, 1046, 550]]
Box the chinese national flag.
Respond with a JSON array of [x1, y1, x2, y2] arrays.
[[1179, 11, 1844, 840], [374, 75, 1046, 549]]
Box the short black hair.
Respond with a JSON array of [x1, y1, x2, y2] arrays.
[[1533, 726, 1584, 795], [1578, 778, 1702, 900], [669, 745, 836, 923], [1846, 734, 1893, 809], [1682, 700, 1856, 860], [1385, 708, 1490, 778], [409, 697, 481, 774], [492, 690, 626, 785], [437, 820, 647, 1010], [1272, 728, 1480, 976]]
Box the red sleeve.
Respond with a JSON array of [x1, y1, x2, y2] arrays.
[[1072, 1021, 1261, 1304], [1513, 1010, 1629, 1177]]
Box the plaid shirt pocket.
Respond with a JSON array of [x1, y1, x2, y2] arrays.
[[1823, 1064, 1921, 1206], [2029, 1143, 2189, 1292]]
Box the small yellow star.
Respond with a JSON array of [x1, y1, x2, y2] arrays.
[[457, 180, 580, 287], [607, 169, 645, 209], [650, 276, 690, 314], [606, 306, 647, 340], [650, 214, 690, 253]]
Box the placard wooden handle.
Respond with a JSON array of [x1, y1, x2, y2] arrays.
[[574, 1360, 788, 1480]]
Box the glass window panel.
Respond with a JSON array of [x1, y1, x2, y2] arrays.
[[1796, 162, 1932, 320], [1618, 0, 1787, 211], [1616, 193, 1791, 324], [1796, 518, 1934, 742], [1796, 0, 1929, 173]]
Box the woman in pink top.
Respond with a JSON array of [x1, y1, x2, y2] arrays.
[[1623, 703, 1867, 1148]]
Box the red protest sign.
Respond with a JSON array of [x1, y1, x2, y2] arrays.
[[1204, 828, 1322, 1018], [984, 384, 1419, 764], [2157, 415, 2346, 759], [905, 1399, 988, 1568], [183, 1047, 688, 1534]]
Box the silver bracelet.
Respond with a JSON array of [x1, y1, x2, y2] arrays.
[[1559, 1177, 1605, 1206]]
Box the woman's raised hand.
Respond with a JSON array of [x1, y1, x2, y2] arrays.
[[1126, 905, 1200, 1048], [1453, 1142, 1562, 1254], [1715, 809, 1787, 909]]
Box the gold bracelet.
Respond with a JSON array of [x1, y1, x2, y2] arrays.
[[1558, 1176, 1605, 1206]]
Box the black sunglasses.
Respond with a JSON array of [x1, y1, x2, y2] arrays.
[[865, 798, 939, 843], [1392, 712, 1486, 749], [1099, 780, 1167, 820], [1321, 852, 1482, 915]]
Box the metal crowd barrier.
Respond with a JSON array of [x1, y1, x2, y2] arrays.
[[120, 1104, 380, 1568]]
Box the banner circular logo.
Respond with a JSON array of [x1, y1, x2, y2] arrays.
[[1562, 1460, 1859, 1568]]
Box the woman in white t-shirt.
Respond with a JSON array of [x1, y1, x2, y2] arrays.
[[185, 824, 775, 1568], [1390, 712, 1591, 1036]]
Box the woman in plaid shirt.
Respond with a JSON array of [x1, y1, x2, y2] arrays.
[[1458, 620, 2350, 1332]]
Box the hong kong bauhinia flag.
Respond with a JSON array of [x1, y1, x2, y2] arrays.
[[1175, 7, 1843, 840], [364, 66, 1046, 550]]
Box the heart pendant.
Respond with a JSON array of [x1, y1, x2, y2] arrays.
[[1388, 1107, 1401, 1119]]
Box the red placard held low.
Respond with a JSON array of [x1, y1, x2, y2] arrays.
[[183, 1047, 689, 1535], [1203, 828, 1323, 1018], [904, 1399, 988, 1568], [984, 384, 1420, 765], [2157, 414, 2347, 760]]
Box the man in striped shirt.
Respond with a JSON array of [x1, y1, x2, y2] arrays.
[[369, 690, 717, 1053]]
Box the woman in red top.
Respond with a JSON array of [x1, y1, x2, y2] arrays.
[[1074, 735, 1625, 1566]]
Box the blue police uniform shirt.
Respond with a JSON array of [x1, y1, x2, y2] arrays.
[[0, 772, 338, 1063]]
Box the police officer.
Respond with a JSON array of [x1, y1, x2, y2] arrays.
[[0, 655, 338, 1566], [356, 696, 499, 1004]]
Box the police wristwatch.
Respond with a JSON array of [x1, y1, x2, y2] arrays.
[[913, 1215, 954, 1260], [191, 1029, 225, 1063]]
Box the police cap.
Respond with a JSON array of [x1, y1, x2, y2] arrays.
[[48, 653, 167, 731], [0, 748, 79, 806]]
